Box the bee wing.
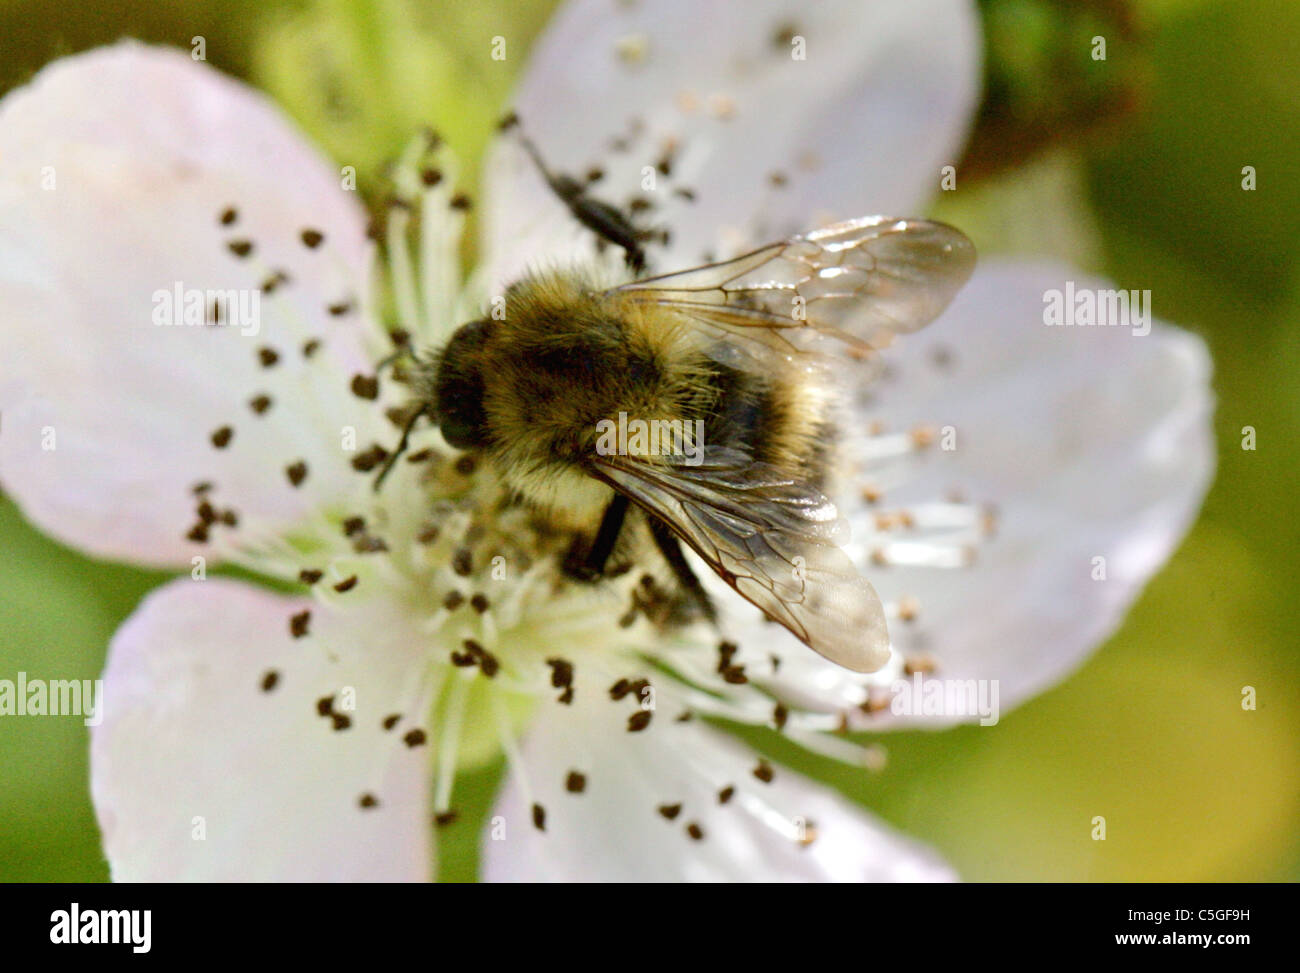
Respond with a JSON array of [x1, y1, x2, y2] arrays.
[[592, 447, 889, 673], [608, 216, 975, 367]]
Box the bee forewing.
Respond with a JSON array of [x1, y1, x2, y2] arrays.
[[741, 540, 890, 673], [610, 215, 976, 362], [801, 216, 977, 339]]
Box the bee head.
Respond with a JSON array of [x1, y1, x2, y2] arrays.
[[431, 319, 493, 450]]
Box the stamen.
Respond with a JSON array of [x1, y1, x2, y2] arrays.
[[433, 672, 468, 815], [492, 693, 540, 831]]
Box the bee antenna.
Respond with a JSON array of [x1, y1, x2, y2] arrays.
[[498, 117, 572, 196], [373, 404, 431, 493], [517, 134, 555, 183]]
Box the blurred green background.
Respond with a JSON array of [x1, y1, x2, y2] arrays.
[[0, 0, 1296, 882]]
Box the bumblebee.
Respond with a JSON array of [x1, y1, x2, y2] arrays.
[[379, 206, 975, 673]]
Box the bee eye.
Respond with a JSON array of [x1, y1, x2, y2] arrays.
[[439, 395, 486, 450], [434, 320, 492, 450]]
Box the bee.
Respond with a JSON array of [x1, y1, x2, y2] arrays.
[[378, 185, 975, 672]]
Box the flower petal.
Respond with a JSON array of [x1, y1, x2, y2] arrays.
[[483, 0, 980, 286], [91, 577, 433, 881], [481, 690, 955, 881], [732, 260, 1215, 724], [0, 42, 383, 567]]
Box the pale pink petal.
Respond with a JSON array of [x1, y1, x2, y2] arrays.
[[481, 689, 955, 882], [0, 42, 383, 567], [91, 577, 433, 881]]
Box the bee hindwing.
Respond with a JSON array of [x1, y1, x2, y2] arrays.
[[593, 447, 889, 673]]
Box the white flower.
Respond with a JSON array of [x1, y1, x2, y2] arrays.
[[0, 0, 1213, 882]]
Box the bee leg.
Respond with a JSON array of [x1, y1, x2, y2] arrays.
[[372, 405, 429, 492], [563, 494, 630, 581], [646, 517, 717, 623]]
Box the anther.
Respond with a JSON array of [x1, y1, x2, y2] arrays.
[[773, 703, 789, 730], [353, 534, 389, 554], [721, 665, 747, 685], [350, 444, 389, 472], [547, 658, 574, 690], [903, 655, 937, 676], [451, 548, 473, 576], [897, 595, 920, 622], [350, 374, 380, 400]]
